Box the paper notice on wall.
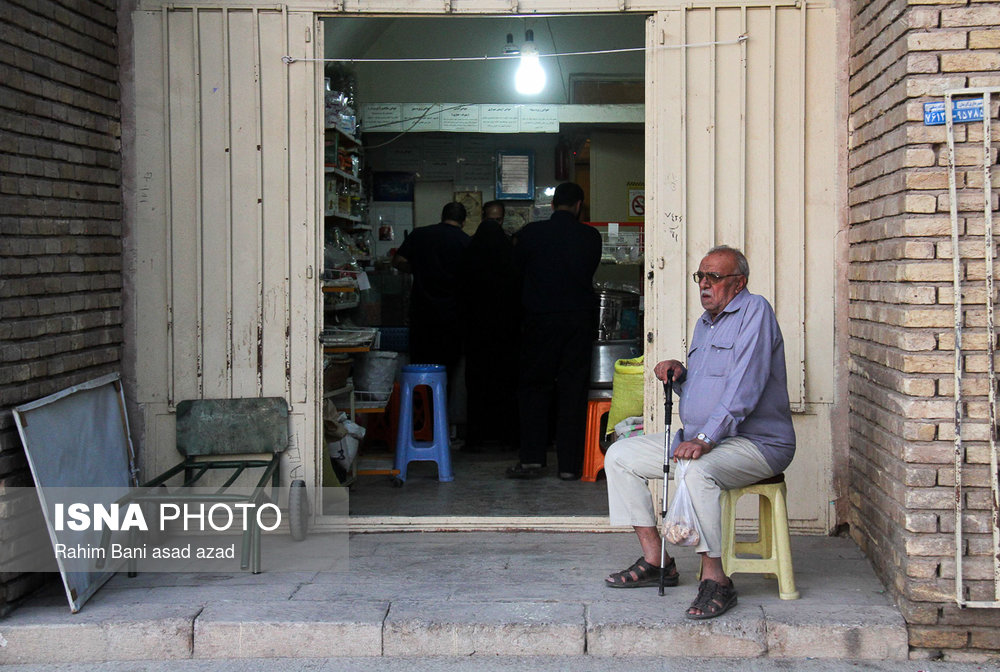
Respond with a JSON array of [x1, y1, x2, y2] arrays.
[[403, 103, 441, 132], [461, 135, 493, 153], [423, 136, 458, 154], [440, 104, 480, 132], [421, 157, 456, 181], [519, 105, 559, 132], [362, 103, 402, 133], [385, 146, 421, 173], [459, 161, 494, 185], [499, 154, 531, 195], [480, 105, 519, 133]]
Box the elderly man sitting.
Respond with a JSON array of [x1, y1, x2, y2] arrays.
[[602, 245, 796, 620]]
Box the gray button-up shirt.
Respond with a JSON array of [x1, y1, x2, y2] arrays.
[[672, 288, 796, 473]]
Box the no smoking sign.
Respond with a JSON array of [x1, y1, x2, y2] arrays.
[[627, 183, 645, 221]]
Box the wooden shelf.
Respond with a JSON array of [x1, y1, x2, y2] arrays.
[[324, 166, 362, 184], [329, 299, 360, 311], [325, 211, 364, 223], [323, 345, 370, 354], [326, 126, 361, 146], [323, 382, 354, 399]]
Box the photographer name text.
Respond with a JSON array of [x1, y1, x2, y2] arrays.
[[54, 542, 236, 560]]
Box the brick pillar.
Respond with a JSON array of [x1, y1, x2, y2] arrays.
[[849, 0, 1000, 659], [0, 0, 122, 613]]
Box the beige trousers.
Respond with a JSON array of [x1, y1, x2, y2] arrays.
[[605, 433, 775, 557]]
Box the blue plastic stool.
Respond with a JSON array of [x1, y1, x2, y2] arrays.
[[394, 364, 453, 483]]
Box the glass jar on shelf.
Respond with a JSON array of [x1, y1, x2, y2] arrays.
[[337, 182, 350, 214]]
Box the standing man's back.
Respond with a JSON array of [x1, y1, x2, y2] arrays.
[[393, 201, 471, 370], [515, 205, 602, 316], [508, 182, 602, 481]]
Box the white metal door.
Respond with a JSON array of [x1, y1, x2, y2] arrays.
[[645, 4, 839, 533], [130, 6, 319, 494]]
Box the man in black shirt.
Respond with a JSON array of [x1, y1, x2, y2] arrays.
[[508, 182, 602, 480], [393, 201, 471, 371]]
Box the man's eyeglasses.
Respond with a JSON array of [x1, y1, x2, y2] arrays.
[[692, 271, 744, 284]]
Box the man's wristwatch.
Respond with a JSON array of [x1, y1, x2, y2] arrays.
[[695, 432, 715, 447]]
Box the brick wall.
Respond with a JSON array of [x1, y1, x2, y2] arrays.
[[849, 0, 1000, 660], [0, 0, 122, 613]]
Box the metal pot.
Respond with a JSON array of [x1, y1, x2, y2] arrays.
[[597, 290, 640, 341], [590, 339, 642, 389]]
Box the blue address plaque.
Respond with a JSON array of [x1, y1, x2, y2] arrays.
[[923, 98, 985, 126]]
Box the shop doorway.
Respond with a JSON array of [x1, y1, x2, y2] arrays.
[[316, 14, 647, 525]]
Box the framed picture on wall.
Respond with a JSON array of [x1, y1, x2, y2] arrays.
[[496, 151, 534, 200], [372, 171, 415, 202]]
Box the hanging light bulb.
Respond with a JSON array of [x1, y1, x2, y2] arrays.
[[515, 29, 546, 96]]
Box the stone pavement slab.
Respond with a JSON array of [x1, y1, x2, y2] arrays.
[[586, 599, 767, 657], [384, 601, 585, 656], [193, 600, 388, 658], [0, 603, 200, 664], [762, 602, 910, 659]]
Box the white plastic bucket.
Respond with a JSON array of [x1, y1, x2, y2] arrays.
[[353, 351, 398, 397]]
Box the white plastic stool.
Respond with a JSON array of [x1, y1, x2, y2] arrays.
[[720, 473, 799, 600]]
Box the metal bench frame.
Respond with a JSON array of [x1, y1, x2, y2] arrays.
[[100, 397, 302, 575]]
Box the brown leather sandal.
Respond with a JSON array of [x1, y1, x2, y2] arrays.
[[685, 578, 738, 619], [605, 556, 679, 589]]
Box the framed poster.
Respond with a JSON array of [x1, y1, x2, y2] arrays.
[[496, 150, 534, 200], [372, 172, 415, 202]]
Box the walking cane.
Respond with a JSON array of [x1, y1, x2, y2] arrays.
[[658, 371, 674, 596]]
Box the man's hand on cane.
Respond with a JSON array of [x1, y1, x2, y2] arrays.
[[653, 359, 711, 461], [654, 359, 685, 384]]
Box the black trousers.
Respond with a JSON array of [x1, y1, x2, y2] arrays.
[[517, 310, 596, 473], [465, 341, 518, 447], [409, 319, 462, 371]]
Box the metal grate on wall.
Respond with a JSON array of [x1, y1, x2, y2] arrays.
[[945, 86, 1000, 609]]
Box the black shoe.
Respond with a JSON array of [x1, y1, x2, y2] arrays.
[[506, 463, 543, 479], [558, 471, 580, 481]]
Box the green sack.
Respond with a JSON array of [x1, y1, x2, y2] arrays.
[[607, 355, 644, 435]]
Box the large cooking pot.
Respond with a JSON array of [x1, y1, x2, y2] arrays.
[[597, 290, 640, 341], [590, 339, 642, 389]]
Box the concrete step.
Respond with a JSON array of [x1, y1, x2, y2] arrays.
[[0, 533, 910, 663], [0, 598, 908, 662]]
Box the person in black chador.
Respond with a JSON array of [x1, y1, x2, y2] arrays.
[[460, 201, 520, 452], [392, 201, 471, 371], [507, 182, 602, 481]]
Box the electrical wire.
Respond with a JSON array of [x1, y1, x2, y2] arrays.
[[281, 35, 748, 65], [545, 18, 570, 104], [360, 103, 473, 149], [308, 33, 749, 149]]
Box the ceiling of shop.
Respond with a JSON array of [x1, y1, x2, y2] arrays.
[[321, 14, 648, 105]]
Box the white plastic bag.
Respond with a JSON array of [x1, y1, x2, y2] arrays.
[[663, 459, 703, 547], [327, 413, 366, 471], [327, 437, 359, 472]]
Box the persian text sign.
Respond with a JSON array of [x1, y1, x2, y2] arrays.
[[923, 98, 985, 126]]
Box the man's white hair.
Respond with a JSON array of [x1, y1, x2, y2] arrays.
[[706, 245, 749, 280]]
